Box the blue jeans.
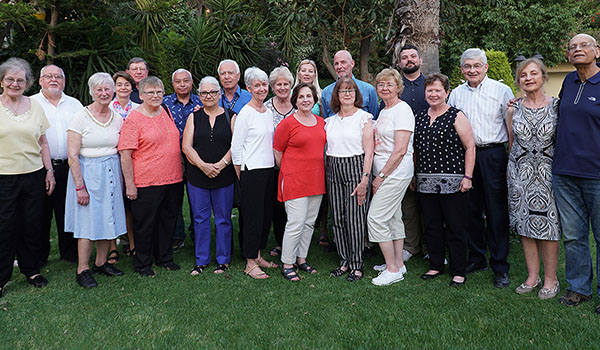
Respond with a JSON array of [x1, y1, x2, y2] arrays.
[[553, 174, 600, 296]]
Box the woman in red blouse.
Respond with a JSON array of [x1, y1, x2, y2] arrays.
[[273, 83, 326, 281]]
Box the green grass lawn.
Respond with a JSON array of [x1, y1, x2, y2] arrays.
[[1, 204, 599, 350]]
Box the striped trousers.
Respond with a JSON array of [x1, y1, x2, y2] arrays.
[[326, 154, 370, 270]]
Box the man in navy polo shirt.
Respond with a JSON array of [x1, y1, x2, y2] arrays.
[[553, 34, 600, 314]]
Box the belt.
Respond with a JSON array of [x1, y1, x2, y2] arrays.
[[51, 159, 68, 166], [476, 143, 504, 150]]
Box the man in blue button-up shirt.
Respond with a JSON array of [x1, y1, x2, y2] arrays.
[[321, 50, 379, 118], [218, 59, 252, 114]]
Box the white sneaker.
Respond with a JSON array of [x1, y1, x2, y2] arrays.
[[402, 249, 413, 262], [374, 264, 407, 275], [372, 269, 404, 286]]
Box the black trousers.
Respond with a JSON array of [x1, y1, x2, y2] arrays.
[[240, 168, 273, 259], [0, 170, 45, 287], [131, 182, 183, 271], [272, 168, 287, 247], [41, 161, 77, 263], [467, 145, 510, 274], [420, 192, 468, 277]]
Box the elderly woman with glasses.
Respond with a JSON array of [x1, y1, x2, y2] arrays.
[[118, 76, 184, 277], [0, 58, 55, 297], [182, 76, 235, 275], [65, 72, 126, 288]]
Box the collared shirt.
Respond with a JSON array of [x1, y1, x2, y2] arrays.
[[162, 93, 202, 138], [219, 85, 252, 115], [401, 73, 429, 115], [447, 76, 514, 146], [553, 69, 600, 179], [30, 91, 83, 160], [321, 75, 379, 118]]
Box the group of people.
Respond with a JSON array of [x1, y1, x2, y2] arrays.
[[1, 32, 600, 315]]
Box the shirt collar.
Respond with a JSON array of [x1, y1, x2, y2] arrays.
[[403, 73, 425, 86], [38, 90, 66, 105], [572, 69, 600, 84], [465, 75, 488, 91]]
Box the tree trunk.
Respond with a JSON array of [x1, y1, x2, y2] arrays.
[[47, 3, 58, 65], [391, 0, 440, 75], [359, 36, 371, 82], [321, 26, 336, 79]]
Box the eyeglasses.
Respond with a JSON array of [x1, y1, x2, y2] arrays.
[[129, 67, 147, 72], [199, 90, 219, 98], [568, 42, 598, 52], [461, 63, 484, 70], [338, 89, 356, 95], [143, 90, 164, 96], [41, 74, 64, 80], [3, 77, 26, 85], [376, 83, 397, 89]]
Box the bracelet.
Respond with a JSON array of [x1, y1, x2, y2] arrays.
[[223, 159, 229, 165], [76, 185, 86, 191], [46, 168, 55, 173], [464, 175, 472, 180]]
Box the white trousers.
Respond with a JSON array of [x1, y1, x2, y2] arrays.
[[281, 195, 323, 264], [367, 177, 412, 243]]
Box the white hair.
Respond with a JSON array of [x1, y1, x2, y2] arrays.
[[460, 48, 487, 65], [88, 72, 115, 99], [171, 68, 192, 82], [244, 67, 268, 87], [197, 76, 221, 94], [268, 66, 294, 88], [40, 64, 66, 79], [218, 59, 240, 74]]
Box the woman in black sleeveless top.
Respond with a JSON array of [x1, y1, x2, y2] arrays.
[[413, 73, 475, 286], [182, 76, 235, 275]]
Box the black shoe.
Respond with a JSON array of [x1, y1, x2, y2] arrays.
[[465, 262, 488, 274], [76, 270, 98, 288], [92, 262, 124, 277], [158, 261, 181, 271], [172, 239, 184, 252], [136, 267, 155, 277], [493, 272, 510, 288], [421, 272, 442, 280], [450, 277, 466, 287], [27, 274, 48, 288]]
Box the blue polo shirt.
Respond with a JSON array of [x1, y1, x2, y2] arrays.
[[162, 93, 202, 138], [219, 85, 252, 115], [321, 75, 379, 118], [553, 70, 600, 179]]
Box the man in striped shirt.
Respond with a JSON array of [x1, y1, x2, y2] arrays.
[[448, 48, 514, 288]]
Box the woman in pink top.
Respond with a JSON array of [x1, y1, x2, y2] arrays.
[[118, 76, 183, 277], [273, 83, 326, 281]]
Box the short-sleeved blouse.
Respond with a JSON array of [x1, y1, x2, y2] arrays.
[[325, 109, 372, 157], [186, 108, 235, 189], [414, 106, 465, 194], [68, 107, 123, 158], [117, 108, 183, 187], [373, 101, 415, 180], [0, 98, 50, 175], [273, 114, 326, 201]]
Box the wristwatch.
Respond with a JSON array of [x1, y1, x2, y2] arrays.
[[378, 172, 386, 178]]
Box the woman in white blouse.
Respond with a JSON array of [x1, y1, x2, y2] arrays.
[[325, 77, 374, 282], [231, 67, 279, 279]]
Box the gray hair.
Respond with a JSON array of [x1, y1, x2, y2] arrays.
[[88, 72, 115, 99], [197, 76, 221, 94], [218, 59, 240, 74], [127, 57, 148, 70], [138, 76, 164, 94], [268, 66, 294, 88], [244, 67, 268, 87], [171, 68, 192, 82], [460, 48, 488, 65], [40, 64, 66, 80], [0, 57, 35, 91]]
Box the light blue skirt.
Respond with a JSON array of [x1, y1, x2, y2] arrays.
[[65, 154, 126, 240]]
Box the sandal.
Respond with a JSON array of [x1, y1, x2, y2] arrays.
[[330, 266, 348, 277], [347, 269, 363, 282], [244, 265, 269, 279], [190, 264, 208, 276], [122, 245, 131, 256], [296, 262, 317, 274], [130, 248, 136, 257], [318, 234, 329, 247], [270, 246, 282, 257], [281, 267, 300, 281], [107, 250, 119, 264], [214, 264, 229, 274], [257, 257, 279, 269]]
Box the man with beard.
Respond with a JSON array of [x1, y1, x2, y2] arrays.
[[30, 65, 83, 265]]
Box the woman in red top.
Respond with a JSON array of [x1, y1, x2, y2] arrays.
[[273, 83, 326, 281]]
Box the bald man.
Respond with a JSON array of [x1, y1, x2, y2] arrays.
[[553, 34, 600, 313], [321, 50, 378, 118]]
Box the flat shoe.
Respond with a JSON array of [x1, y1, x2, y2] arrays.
[[538, 281, 560, 300], [257, 257, 279, 269], [190, 264, 208, 276], [27, 274, 48, 288], [515, 276, 541, 294], [76, 270, 98, 288], [421, 272, 441, 280], [92, 262, 124, 276], [450, 276, 466, 287], [135, 267, 155, 277], [214, 264, 229, 274], [347, 269, 363, 282], [244, 265, 269, 279], [159, 262, 181, 271], [330, 266, 348, 277]]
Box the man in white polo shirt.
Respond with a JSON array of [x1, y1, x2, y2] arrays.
[[31, 64, 83, 265]]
